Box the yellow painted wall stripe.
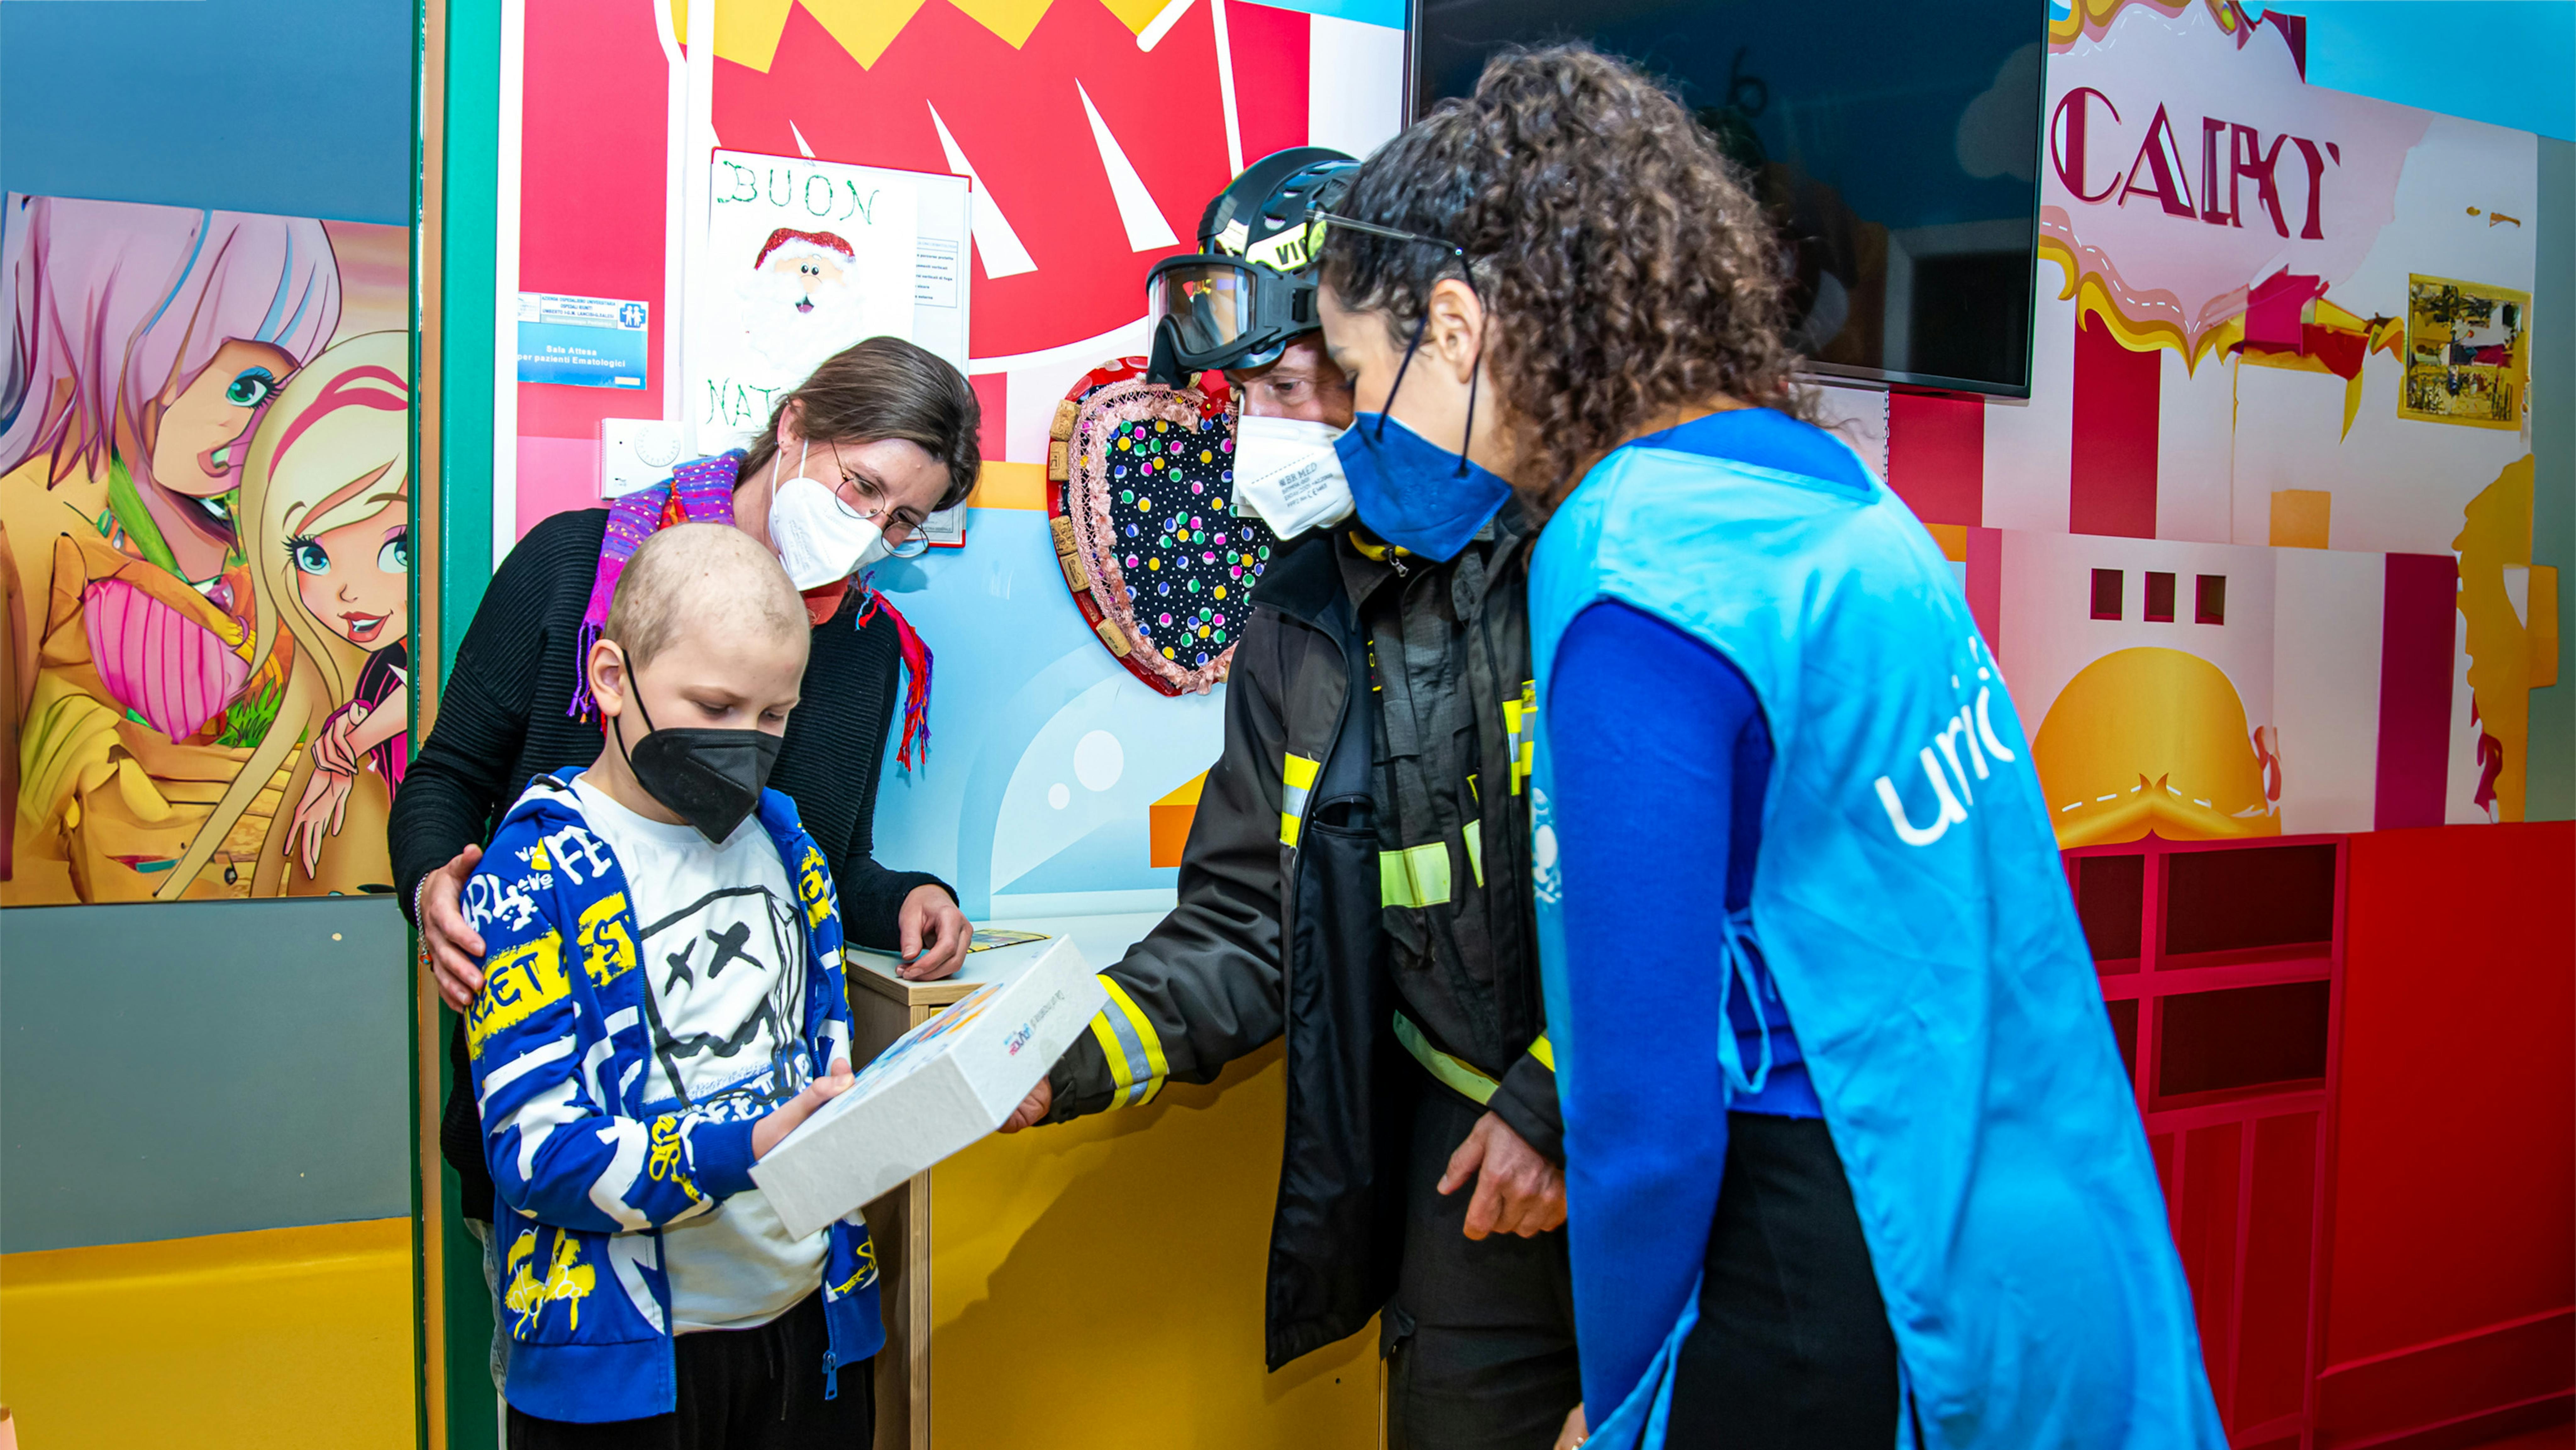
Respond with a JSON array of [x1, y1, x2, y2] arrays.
[[966, 459, 1049, 511], [2, 1218, 412, 1449]]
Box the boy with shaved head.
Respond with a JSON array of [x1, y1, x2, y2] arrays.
[[460, 524, 886, 1446]]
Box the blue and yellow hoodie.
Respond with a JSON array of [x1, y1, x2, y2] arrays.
[[462, 770, 884, 1424]]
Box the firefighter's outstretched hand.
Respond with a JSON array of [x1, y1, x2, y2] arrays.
[[1439, 1111, 1567, 1239], [755, 1058, 857, 1159], [998, 1078, 1051, 1133]]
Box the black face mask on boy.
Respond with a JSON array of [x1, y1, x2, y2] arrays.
[[608, 648, 783, 844]]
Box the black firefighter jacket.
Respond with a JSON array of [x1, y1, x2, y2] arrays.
[[1041, 526, 1560, 1370]]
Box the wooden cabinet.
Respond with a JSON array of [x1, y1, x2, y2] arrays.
[[840, 914, 1380, 1449], [2065, 835, 2348, 1449]]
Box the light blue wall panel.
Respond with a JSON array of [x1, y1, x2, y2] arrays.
[[0, 896, 411, 1253], [0, 0, 415, 223]]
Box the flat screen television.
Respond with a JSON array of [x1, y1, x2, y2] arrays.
[[1411, 0, 2046, 397]]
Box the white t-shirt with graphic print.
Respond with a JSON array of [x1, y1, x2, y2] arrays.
[[572, 776, 829, 1333]]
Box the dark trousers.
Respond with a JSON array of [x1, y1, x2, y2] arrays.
[[507, 1290, 874, 1450], [1385, 1083, 1583, 1450], [1667, 1114, 1900, 1447]]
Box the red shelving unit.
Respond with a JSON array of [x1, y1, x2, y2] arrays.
[[2065, 833, 2351, 1450]]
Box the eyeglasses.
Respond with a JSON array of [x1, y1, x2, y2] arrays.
[[827, 486, 933, 559], [1313, 212, 1485, 478], [814, 441, 934, 558], [1308, 211, 1469, 272]]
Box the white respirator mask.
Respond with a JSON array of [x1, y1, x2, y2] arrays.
[[765, 439, 894, 590], [1230, 414, 1354, 538]]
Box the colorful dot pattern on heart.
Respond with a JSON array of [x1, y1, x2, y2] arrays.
[[1051, 371, 1283, 695]]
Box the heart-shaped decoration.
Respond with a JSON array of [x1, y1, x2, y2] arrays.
[[1047, 359, 1281, 696]]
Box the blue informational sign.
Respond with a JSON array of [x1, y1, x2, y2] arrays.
[[516, 292, 650, 389]]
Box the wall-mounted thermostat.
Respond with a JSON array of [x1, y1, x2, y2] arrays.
[[601, 418, 686, 497]]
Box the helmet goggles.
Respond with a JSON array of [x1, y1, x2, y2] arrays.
[[1145, 247, 1322, 379]]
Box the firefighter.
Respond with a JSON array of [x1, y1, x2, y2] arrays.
[[1004, 149, 1578, 1450]]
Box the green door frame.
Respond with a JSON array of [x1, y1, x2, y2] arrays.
[[412, 0, 502, 1446]]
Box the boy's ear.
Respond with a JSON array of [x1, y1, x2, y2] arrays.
[[587, 637, 630, 718]]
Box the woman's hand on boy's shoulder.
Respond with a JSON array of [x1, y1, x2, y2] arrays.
[[423, 844, 489, 1010], [896, 884, 970, 981]]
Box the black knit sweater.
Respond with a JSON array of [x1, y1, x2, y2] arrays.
[[393, 506, 951, 1218]]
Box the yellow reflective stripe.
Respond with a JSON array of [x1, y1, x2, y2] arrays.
[[1393, 1011, 1499, 1106], [1462, 818, 1484, 888], [1280, 752, 1321, 847], [1087, 1013, 1139, 1100], [1379, 841, 1452, 908], [1087, 976, 1170, 1108], [1507, 681, 1538, 794], [1103, 978, 1169, 1106], [1528, 1034, 1555, 1072]]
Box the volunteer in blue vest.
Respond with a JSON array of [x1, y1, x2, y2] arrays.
[[1309, 44, 2227, 1450]]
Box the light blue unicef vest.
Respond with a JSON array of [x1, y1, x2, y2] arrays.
[[1527, 435, 2225, 1449]]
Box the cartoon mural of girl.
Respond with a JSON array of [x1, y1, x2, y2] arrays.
[[0, 195, 342, 901], [167, 330, 409, 898]]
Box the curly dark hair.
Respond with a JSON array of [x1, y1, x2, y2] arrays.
[[1320, 43, 1805, 510]]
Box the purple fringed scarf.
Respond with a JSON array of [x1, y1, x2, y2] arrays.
[[566, 451, 743, 720]]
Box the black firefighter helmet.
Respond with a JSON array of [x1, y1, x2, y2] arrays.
[[1144, 147, 1356, 385]]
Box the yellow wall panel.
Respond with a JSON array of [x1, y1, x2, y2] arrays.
[[930, 1041, 1380, 1446], [1, 1219, 413, 1449]]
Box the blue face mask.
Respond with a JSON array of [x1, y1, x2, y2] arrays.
[[1334, 313, 1512, 563]]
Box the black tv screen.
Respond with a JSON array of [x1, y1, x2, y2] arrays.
[[1412, 0, 2046, 396]]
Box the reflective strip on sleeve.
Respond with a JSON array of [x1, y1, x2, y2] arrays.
[[1528, 1034, 1555, 1072], [1279, 752, 1322, 848], [1504, 680, 1525, 793], [1379, 840, 1453, 909], [1462, 817, 1484, 888], [1392, 1011, 1499, 1106], [1085, 976, 1171, 1108]]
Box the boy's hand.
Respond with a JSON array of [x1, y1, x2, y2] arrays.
[[897, 885, 970, 981], [754, 1058, 858, 1159], [998, 1078, 1051, 1133]]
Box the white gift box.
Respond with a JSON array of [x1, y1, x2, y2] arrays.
[[753, 936, 1106, 1240]]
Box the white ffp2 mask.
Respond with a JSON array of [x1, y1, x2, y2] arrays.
[[767, 443, 894, 589], [1230, 414, 1353, 538]]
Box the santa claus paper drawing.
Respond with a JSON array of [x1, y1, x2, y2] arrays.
[[740, 227, 866, 376], [697, 150, 919, 445]]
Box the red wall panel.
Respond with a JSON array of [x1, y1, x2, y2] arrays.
[[2069, 309, 2160, 537], [1886, 389, 1984, 527], [517, 0, 670, 444], [2323, 822, 2575, 1442]]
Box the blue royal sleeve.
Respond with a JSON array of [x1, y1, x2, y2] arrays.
[[465, 814, 761, 1234], [1547, 600, 1760, 1419]]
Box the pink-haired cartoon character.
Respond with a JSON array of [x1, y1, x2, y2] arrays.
[[1, 194, 342, 902]]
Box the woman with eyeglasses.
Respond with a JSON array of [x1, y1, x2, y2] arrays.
[[1313, 45, 2223, 1450], [392, 337, 979, 1341]]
